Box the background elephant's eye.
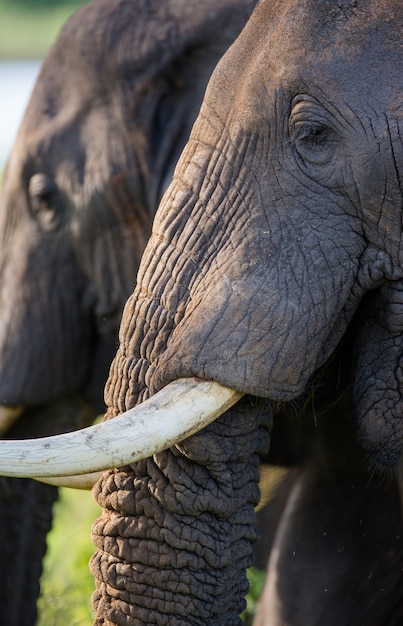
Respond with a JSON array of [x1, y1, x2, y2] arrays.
[[28, 173, 61, 231]]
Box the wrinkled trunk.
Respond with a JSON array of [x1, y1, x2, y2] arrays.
[[91, 399, 271, 625], [89, 127, 277, 624]]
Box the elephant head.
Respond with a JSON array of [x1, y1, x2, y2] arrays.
[[0, 0, 401, 624], [0, 0, 255, 623]]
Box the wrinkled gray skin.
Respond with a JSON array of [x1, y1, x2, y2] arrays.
[[0, 0, 255, 623], [92, 0, 403, 624]]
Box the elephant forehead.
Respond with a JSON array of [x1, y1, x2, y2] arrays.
[[248, 0, 402, 59], [218, 0, 401, 104]]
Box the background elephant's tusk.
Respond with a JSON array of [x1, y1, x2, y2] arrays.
[[0, 405, 24, 435], [0, 378, 242, 478], [35, 471, 104, 490]]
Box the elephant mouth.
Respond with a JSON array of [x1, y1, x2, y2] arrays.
[[0, 378, 242, 488]]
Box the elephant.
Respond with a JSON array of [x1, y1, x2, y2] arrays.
[[1, 0, 402, 624], [0, 0, 256, 623], [254, 390, 403, 625], [84, 0, 401, 623]]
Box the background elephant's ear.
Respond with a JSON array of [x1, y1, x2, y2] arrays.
[[353, 281, 403, 468], [57, 0, 257, 334], [111, 0, 258, 211]]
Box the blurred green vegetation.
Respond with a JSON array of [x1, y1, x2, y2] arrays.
[[243, 568, 267, 625], [0, 0, 90, 58], [38, 487, 100, 626]]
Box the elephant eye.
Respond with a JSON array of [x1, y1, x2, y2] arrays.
[[295, 125, 328, 146], [292, 123, 335, 166], [28, 173, 61, 231]]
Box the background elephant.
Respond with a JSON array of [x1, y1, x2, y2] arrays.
[[255, 389, 403, 625], [0, 0, 256, 623], [88, 0, 403, 624]]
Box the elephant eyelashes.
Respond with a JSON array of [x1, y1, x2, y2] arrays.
[[292, 124, 335, 166], [28, 173, 61, 231], [295, 125, 328, 146]]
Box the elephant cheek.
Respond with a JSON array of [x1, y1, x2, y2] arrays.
[[353, 283, 403, 468], [150, 273, 339, 402]]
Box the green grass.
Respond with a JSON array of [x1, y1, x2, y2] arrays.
[[38, 488, 265, 625], [37, 488, 100, 626], [243, 568, 267, 625], [0, 1, 89, 59]]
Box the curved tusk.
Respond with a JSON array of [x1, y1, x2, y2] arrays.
[[0, 378, 242, 479], [0, 405, 24, 435]]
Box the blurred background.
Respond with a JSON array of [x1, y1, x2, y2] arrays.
[[0, 0, 89, 170], [0, 2, 100, 624]]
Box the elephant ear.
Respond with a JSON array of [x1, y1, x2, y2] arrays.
[[353, 280, 403, 468], [39, 0, 257, 346], [45, 0, 255, 202], [96, 0, 257, 209]]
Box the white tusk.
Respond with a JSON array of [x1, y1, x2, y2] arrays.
[[0, 378, 242, 479], [0, 405, 24, 435]]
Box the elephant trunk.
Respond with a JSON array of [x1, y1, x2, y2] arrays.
[[91, 399, 271, 625], [89, 187, 274, 622]]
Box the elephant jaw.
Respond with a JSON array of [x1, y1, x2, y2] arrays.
[[0, 378, 242, 487], [0, 405, 24, 435]]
